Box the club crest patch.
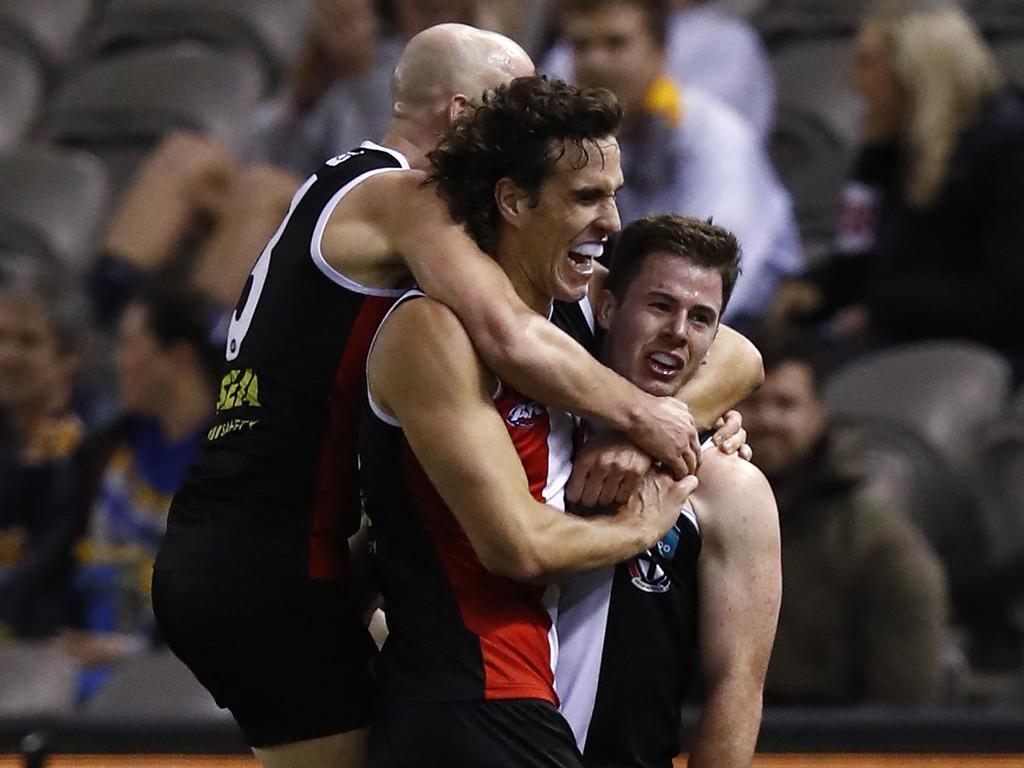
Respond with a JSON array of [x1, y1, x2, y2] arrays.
[[629, 524, 680, 593], [506, 400, 545, 429]]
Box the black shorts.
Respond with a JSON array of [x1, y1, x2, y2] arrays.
[[151, 568, 376, 747], [370, 697, 584, 768]]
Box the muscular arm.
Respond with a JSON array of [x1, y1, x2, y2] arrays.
[[676, 326, 763, 430], [368, 297, 693, 583], [687, 452, 781, 768], [338, 171, 700, 476]]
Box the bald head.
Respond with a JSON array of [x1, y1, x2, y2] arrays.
[[391, 23, 534, 120]]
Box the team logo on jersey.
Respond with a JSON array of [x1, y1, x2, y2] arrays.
[[628, 524, 680, 593], [506, 400, 545, 429]]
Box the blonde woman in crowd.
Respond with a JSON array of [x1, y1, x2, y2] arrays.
[[774, 0, 1024, 377]]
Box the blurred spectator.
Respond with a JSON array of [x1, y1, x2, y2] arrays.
[[0, 261, 88, 639], [560, 0, 802, 326], [93, 0, 398, 315], [242, 0, 399, 176], [741, 337, 950, 706], [543, 0, 776, 142], [771, 0, 1024, 377], [50, 283, 219, 700]]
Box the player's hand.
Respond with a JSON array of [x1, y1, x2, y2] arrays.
[[627, 469, 699, 548], [629, 395, 700, 478], [567, 430, 653, 508], [712, 410, 752, 461]]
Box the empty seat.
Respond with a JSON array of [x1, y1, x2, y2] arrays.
[[822, 342, 1013, 472], [975, 421, 1024, 571], [0, 643, 78, 716], [0, 47, 43, 148], [91, 0, 314, 91], [754, 0, 871, 43], [84, 650, 231, 721], [41, 45, 263, 149], [0, 0, 92, 77], [0, 145, 110, 268], [772, 37, 861, 145], [994, 37, 1024, 86], [770, 107, 853, 263]]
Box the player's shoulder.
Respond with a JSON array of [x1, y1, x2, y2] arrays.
[[694, 450, 777, 539]]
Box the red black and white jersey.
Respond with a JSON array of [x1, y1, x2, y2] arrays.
[[556, 446, 705, 768], [156, 142, 411, 581], [359, 290, 575, 706]]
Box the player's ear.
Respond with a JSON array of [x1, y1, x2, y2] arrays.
[[447, 94, 470, 123], [495, 177, 526, 227], [594, 288, 617, 331]]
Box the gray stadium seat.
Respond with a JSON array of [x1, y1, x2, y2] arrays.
[[0, 0, 92, 77], [994, 38, 1024, 86], [39, 45, 263, 189], [41, 45, 263, 148], [975, 421, 1024, 571], [710, 0, 768, 18], [771, 37, 861, 146], [91, 0, 314, 91], [0, 145, 110, 268], [822, 342, 1013, 472], [0, 643, 78, 716], [0, 47, 43, 149], [770, 107, 853, 264], [84, 650, 231, 721], [753, 0, 872, 43]]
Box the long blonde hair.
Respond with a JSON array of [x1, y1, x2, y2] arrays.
[[868, 0, 1003, 205]]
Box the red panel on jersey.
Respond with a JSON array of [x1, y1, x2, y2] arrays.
[[308, 294, 398, 580], [400, 392, 559, 704]]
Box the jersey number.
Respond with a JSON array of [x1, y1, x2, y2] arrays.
[[225, 175, 317, 361]]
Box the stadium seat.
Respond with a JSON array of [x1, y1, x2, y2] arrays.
[[994, 37, 1024, 86], [91, 0, 314, 91], [822, 341, 1013, 472], [38, 45, 263, 189], [710, 0, 768, 18], [0, 0, 92, 77], [0, 643, 78, 716], [770, 107, 852, 264], [83, 651, 231, 721], [771, 37, 861, 146], [0, 145, 110, 268], [0, 47, 43, 149], [975, 420, 1024, 571], [41, 45, 263, 148], [753, 0, 871, 44]]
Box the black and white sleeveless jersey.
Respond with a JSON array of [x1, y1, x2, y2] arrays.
[[556, 449, 705, 768], [156, 141, 411, 581]]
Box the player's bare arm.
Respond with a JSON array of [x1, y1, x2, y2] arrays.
[[687, 450, 781, 768], [331, 170, 701, 477], [367, 296, 697, 583]]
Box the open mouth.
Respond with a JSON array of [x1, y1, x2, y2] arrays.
[[567, 242, 604, 276], [647, 351, 684, 379]]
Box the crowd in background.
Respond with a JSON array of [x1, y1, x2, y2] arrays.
[[3, 0, 1024, 716]]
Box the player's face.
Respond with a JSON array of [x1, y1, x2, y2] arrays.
[[739, 361, 828, 480], [596, 252, 722, 398], [516, 137, 623, 303], [567, 3, 664, 114], [0, 295, 65, 413]]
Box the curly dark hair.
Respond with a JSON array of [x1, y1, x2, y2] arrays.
[[605, 215, 742, 316], [427, 75, 622, 255]]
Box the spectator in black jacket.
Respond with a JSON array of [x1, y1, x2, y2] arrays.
[[771, 0, 1024, 377]]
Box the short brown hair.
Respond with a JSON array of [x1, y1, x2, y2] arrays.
[[605, 215, 741, 315], [427, 75, 622, 255], [562, 0, 670, 49]]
